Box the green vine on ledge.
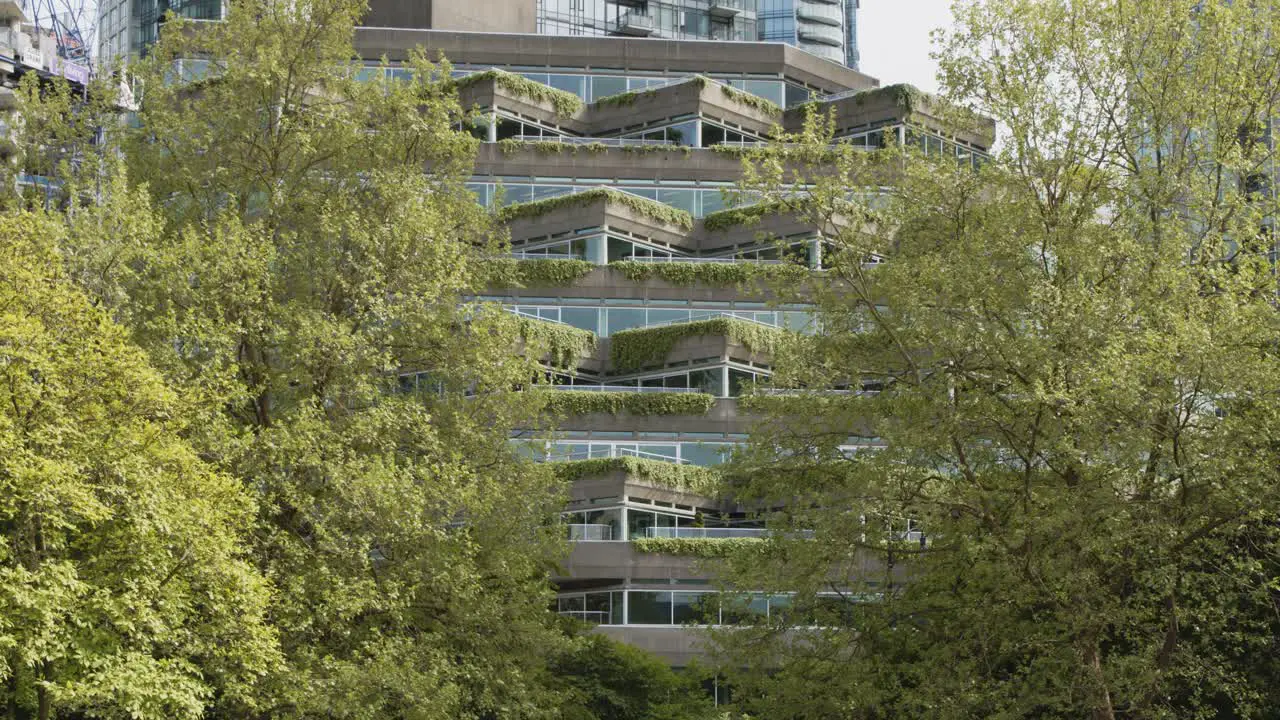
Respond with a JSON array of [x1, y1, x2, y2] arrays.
[[610, 260, 808, 288], [497, 188, 694, 230], [718, 84, 783, 116], [632, 537, 764, 558], [609, 318, 786, 373], [452, 69, 584, 116], [497, 139, 610, 155], [517, 316, 597, 368], [539, 391, 716, 416], [487, 258, 596, 288], [703, 198, 811, 232], [550, 457, 723, 495]]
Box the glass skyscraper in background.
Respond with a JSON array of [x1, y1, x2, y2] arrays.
[[537, 0, 859, 67], [99, 0, 860, 69]]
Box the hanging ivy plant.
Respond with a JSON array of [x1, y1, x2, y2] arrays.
[[539, 391, 716, 416], [718, 84, 783, 116], [550, 457, 723, 495], [497, 188, 694, 230], [609, 318, 786, 373], [517, 316, 597, 368], [487, 258, 596, 288], [609, 260, 808, 287]]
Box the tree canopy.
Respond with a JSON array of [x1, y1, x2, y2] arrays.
[[713, 1, 1280, 718]]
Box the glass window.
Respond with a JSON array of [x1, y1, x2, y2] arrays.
[[744, 80, 784, 107], [689, 368, 724, 397], [721, 593, 768, 624], [701, 122, 725, 147], [608, 237, 635, 262], [591, 75, 627, 101], [629, 591, 672, 625], [728, 368, 758, 396], [648, 308, 690, 325], [657, 187, 697, 213], [785, 83, 811, 108], [681, 442, 730, 466], [560, 307, 600, 333], [606, 308, 646, 336], [549, 74, 586, 98], [672, 592, 703, 625], [585, 592, 613, 624]]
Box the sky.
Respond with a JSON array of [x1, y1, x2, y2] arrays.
[[856, 0, 957, 94]]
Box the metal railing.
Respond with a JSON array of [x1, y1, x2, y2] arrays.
[[621, 255, 784, 265], [510, 134, 674, 147], [510, 251, 583, 260], [642, 310, 784, 330], [545, 447, 689, 464], [557, 610, 611, 623], [566, 524, 615, 541], [645, 527, 768, 539], [545, 384, 702, 393]]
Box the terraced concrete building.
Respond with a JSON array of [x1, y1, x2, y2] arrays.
[[353, 28, 992, 668]]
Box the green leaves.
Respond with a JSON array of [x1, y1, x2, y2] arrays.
[[539, 391, 717, 416], [610, 259, 809, 287], [0, 211, 279, 720], [712, 1, 1280, 717]]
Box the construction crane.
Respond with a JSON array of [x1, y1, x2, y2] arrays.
[[20, 0, 90, 68]]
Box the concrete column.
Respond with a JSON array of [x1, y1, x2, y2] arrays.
[[721, 365, 730, 398], [487, 111, 498, 143], [695, 119, 703, 147], [586, 233, 608, 265], [808, 237, 822, 269]]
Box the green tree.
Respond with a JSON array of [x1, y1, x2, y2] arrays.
[[712, 1, 1280, 718], [553, 629, 717, 720], [0, 211, 279, 720], [43, 0, 572, 717]]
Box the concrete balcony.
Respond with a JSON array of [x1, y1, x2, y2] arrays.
[[474, 142, 747, 183], [595, 625, 707, 666], [556, 396, 749, 434], [558, 540, 704, 581], [502, 188, 695, 251], [611, 12, 655, 36]]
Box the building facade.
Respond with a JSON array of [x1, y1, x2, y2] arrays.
[[355, 28, 990, 666], [98, 0, 858, 68]]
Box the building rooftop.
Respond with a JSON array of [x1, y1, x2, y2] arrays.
[[353, 28, 880, 94]]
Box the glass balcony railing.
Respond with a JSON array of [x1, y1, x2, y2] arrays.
[[644, 526, 768, 539], [545, 384, 703, 394], [557, 609, 612, 623], [566, 523, 615, 541]]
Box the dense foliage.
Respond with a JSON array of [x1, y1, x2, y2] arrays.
[[0, 212, 279, 719], [551, 631, 717, 720], [610, 259, 809, 287], [488, 258, 598, 288], [540, 391, 717, 417], [518, 316, 598, 368], [2, 0, 592, 717], [632, 538, 764, 559], [713, 1, 1280, 718]]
